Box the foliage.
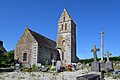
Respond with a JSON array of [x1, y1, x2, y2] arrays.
[[0, 50, 14, 68], [31, 64, 38, 72], [45, 60, 48, 67], [105, 72, 112, 77], [47, 65, 51, 69], [109, 56, 120, 61], [79, 58, 94, 64], [113, 66, 120, 70], [112, 74, 120, 79], [22, 68, 29, 72], [79, 56, 120, 64], [51, 68, 56, 71]]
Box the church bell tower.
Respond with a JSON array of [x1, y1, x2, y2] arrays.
[[57, 9, 77, 65]]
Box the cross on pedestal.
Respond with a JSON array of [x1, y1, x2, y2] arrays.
[[51, 59, 55, 66], [105, 51, 111, 61], [91, 45, 100, 61]]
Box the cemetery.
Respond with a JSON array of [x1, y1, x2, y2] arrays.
[[0, 49, 120, 80], [0, 1, 120, 80], [0, 30, 120, 80]]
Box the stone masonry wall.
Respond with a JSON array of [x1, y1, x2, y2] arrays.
[[15, 29, 37, 64], [37, 45, 60, 65]]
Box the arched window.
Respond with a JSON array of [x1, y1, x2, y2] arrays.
[[23, 53, 27, 61], [65, 23, 67, 30], [63, 17, 65, 22], [62, 52, 64, 60], [61, 24, 63, 31]]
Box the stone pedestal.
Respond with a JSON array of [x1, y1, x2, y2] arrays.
[[105, 61, 113, 70], [56, 61, 61, 69], [91, 61, 100, 72], [100, 60, 105, 71]]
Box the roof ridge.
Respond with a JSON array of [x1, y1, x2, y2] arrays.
[[28, 28, 55, 43]]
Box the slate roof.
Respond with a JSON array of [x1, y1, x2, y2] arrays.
[[28, 28, 56, 49]]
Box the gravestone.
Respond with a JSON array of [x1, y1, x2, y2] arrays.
[[76, 62, 83, 70], [105, 51, 113, 71], [36, 63, 41, 68], [91, 45, 100, 72], [15, 63, 20, 71], [76, 74, 100, 80], [99, 60, 105, 71], [56, 61, 61, 69], [24, 64, 31, 68]]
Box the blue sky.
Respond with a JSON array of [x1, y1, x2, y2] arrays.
[[0, 0, 120, 59]]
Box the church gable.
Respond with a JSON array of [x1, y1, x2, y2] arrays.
[[17, 27, 37, 45], [58, 9, 72, 22]]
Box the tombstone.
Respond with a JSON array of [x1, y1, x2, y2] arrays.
[[76, 62, 83, 70], [91, 45, 100, 72], [99, 60, 105, 71], [24, 64, 31, 68], [76, 74, 100, 80], [36, 63, 41, 68], [56, 61, 61, 69], [104, 51, 113, 71], [15, 63, 20, 71]]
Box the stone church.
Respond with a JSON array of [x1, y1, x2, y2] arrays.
[[14, 9, 79, 66]]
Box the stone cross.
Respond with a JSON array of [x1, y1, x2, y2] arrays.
[[91, 45, 100, 61], [105, 51, 111, 61], [51, 59, 55, 66]]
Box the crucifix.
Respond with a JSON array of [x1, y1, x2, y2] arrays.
[[91, 45, 100, 61], [105, 51, 111, 61]]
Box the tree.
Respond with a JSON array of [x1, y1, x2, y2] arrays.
[[0, 50, 14, 68]]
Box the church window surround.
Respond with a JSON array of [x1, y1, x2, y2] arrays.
[[62, 52, 64, 60], [61, 24, 63, 31], [65, 23, 67, 31], [51, 53, 53, 60], [63, 17, 65, 22], [23, 53, 27, 61]]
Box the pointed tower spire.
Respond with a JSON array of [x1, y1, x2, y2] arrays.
[[58, 9, 72, 22]]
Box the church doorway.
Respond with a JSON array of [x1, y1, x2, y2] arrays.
[[23, 53, 27, 61]]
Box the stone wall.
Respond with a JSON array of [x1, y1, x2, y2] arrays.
[[37, 45, 60, 65], [15, 29, 37, 64]]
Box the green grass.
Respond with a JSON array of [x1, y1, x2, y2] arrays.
[[113, 66, 120, 70]]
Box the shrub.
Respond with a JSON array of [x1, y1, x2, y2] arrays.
[[31, 64, 38, 72], [51, 68, 56, 71], [47, 65, 51, 69]]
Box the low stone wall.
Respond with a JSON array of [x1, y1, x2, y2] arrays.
[[0, 70, 118, 80]]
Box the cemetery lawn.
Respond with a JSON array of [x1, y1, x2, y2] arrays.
[[113, 66, 120, 70]]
